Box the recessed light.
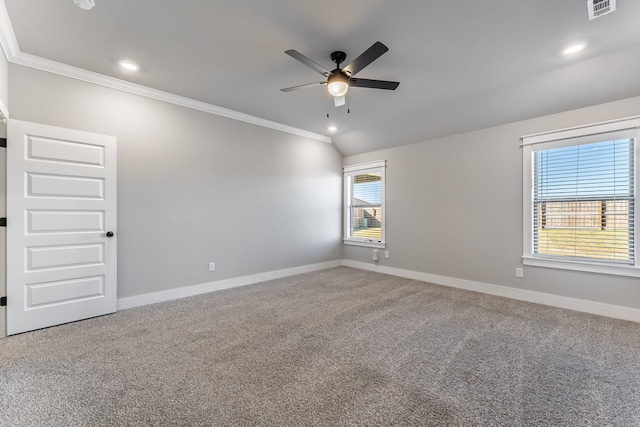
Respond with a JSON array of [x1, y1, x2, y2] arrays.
[[73, 0, 95, 10], [118, 60, 139, 71], [327, 126, 338, 132], [562, 43, 586, 55]]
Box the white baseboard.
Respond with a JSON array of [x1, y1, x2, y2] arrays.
[[343, 260, 640, 323], [117, 258, 640, 324], [117, 260, 343, 310]]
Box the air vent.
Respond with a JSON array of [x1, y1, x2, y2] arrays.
[[588, 0, 616, 20]]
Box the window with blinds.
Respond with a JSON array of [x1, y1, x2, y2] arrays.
[[533, 136, 634, 263], [343, 161, 386, 247], [522, 117, 640, 277]]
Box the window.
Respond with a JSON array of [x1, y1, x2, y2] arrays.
[[344, 160, 386, 248], [522, 117, 640, 277]]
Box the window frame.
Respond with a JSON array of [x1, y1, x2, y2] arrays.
[[343, 160, 386, 248], [521, 116, 640, 277]]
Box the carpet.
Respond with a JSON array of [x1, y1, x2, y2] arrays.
[[1, 266, 639, 426]]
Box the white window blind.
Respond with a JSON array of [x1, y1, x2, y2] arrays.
[[533, 133, 634, 263], [522, 116, 640, 276], [344, 161, 386, 247]]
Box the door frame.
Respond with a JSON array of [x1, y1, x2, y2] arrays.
[[0, 112, 6, 338]]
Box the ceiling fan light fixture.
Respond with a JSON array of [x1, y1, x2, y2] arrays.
[[72, 0, 95, 10], [327, 74, 349, 97]]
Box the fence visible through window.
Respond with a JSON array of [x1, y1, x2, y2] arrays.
[[351, 172, 382, 239], [534, 200, 632, 261]]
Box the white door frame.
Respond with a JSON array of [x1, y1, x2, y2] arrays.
[[0, 104, 7, 338]]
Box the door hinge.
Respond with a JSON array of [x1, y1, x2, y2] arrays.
[[0, 297, 6, 307], [0, 218, 5, 227], [0, 138, 5, 148]]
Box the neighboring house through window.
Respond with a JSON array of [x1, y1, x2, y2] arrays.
[[521, 116, 640, 277], [344, 160, 386, 248]]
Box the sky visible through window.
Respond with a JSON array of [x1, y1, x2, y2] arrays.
[[535, 138, 633, 200], [353, 174, 382, 205]]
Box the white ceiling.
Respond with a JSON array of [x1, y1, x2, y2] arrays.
[[3, 0, 640, 155]]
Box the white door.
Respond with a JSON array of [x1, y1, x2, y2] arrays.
[[7, 119, 117, 335]]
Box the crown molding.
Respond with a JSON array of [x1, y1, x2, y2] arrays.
[[0, 0, 18, 59], [11, 52, 332, 143], [0, 1, 331, 144]]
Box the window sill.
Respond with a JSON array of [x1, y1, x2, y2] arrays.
[[522, 256, 640, 278], [344, 239, 386, 249]]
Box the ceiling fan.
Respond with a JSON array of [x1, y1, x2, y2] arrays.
[[281, 41, 399, 107]]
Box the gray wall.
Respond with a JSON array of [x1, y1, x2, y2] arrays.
[[8, 64, 343, 299], [344, 96, 640, 310]]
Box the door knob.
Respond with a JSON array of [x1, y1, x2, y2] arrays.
[[106, 231, 115, 238]]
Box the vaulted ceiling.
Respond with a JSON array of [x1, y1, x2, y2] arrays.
[[3, 0, 640, 155]]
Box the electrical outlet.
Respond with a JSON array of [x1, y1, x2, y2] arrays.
[[372, 250, 379, 261], [385, 251, 389, 259], [209, 262, 216, 272], [515, 267, 524, 278]]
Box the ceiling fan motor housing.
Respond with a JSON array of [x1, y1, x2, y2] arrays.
[[330, 51, 347, 68]]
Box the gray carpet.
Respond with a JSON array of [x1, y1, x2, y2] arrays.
[[1, 266, 640, 426]]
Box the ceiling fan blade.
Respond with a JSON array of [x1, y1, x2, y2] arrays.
[[342, 41, 389, 77], [334, 96, 346, 107], [349, 78, 399, 90], [280, 81, 326, 92], [285, 50, 331, 76]]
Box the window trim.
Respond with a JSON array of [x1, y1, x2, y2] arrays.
[[521, 115, 640, 277], [343, 160, 386, 248]]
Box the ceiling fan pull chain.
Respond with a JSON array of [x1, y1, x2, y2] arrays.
[[326, 92, 330, 118]]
